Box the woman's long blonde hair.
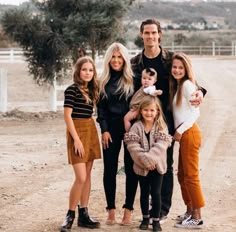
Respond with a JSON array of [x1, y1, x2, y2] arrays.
[[137, 95, 167, 132], [169, 53, 195, 108], [73, 56, 99, 105], [99, 42, 134, 99]]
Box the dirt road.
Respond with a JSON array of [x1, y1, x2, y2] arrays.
[[0, 57, 236, 231]]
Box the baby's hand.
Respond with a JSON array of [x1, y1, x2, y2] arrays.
[[152, 89, 163, 96], [143, 86, 163, 96]]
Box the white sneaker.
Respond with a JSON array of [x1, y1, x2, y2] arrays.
[[174, 216, 204, 229]]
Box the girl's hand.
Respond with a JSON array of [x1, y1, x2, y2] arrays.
[[102, 131, 112, 149], [174, 131, 182, 142], [74, 139, 85, 157], [190, 90, 203, 107]]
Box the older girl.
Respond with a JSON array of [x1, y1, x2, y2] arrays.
[[60, 56, 101, 231], [169, 53, 205, 229]]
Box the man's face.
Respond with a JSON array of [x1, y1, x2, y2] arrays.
[[140, 24, 161, 48]]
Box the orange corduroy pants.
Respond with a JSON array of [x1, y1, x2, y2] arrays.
[[178, 123, 205, 209]]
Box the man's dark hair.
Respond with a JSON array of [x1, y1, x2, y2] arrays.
[[140, 19, 162, 34], [140, 19, 162, 43]]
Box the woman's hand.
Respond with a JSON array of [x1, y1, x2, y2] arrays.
[[102, 131, 112, 149], [190, 90, 203, 107], [74, 139, 85, 157], [148, 165, 156, 171]]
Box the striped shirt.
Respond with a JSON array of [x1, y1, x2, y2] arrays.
[[64, 84, 93, 119]]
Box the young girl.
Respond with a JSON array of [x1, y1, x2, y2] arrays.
[[60, 56, 101, 231], [124, 67, 162, 132], [124, 95, 172, 232], [169, 53, 205, 229]]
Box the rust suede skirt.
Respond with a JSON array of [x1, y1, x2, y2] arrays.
[[66, 118, 101, 164]]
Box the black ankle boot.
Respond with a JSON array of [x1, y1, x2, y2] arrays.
[[139, 217, 149, 230], [152, 220, 162, 231], [60, 210, 75, 232], [77, 206, 100, 229]]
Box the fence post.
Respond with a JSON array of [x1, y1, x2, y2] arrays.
[[235, 41, 236, 56], [49, 78, 57, 112], [171, 41, 175, 51], [10, 49, 14, 63], [212, 41, 215, 56], [233, 40, 236, 56], [0, 69, 8, 112]]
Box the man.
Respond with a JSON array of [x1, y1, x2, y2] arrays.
[[130, 18, 206, 223]]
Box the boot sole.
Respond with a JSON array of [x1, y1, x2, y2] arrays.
[[78, 223, 101, 229]]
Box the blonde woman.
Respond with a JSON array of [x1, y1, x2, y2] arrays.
[[97, 42, 136, 225]]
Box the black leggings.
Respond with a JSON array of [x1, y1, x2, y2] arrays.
[[139, 170, 163, 218], [123, 145, 139, 210], [160, 141, 175, 216], [103, 117, 138, 210]]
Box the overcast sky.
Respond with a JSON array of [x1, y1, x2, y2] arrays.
[[1, 0, 236, 5], [0, 0, 28, 5]]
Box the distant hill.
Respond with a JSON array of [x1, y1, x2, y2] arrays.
[[126, 1, 236, 29], [1, 1, 235, 29], [0, 1, 235, 48]]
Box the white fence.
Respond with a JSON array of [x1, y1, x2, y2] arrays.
[[0, 69, 7, 112], [0, 48, 25, 63], [165, 41, 236, 56], [1, 42, 236, 62], [0, 69, 67, 113], [1, 43, 236, 112]]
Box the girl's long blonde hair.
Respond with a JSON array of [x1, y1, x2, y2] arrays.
[[99, 42, 134, 99], [169, 53, 195, 108], [137, 95, 167, 132], [73, 56, 99, 105]]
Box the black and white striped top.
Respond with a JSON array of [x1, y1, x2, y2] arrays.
[[64, 84, 93, 119]]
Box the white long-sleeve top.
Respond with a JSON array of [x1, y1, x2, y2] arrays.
[[173, 80, 200, 134]]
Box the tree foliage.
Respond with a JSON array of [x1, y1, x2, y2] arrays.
[[134, 35, 143, 49], [1, 0, 133, 85]]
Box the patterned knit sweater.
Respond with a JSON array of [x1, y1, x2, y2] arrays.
[[124, 120, 172, 176]]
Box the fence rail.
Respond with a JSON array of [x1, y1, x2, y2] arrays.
[[0, 48, 25, 63], [0, 42, 236, 63], [1, 43, 236, 112], [164, 43, 236, 56]]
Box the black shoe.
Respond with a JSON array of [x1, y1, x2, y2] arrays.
[[60, 214, 74, 231], [152, 220, 162, 231], [139, 217, 149, 230], [78, 206, 100, 229]]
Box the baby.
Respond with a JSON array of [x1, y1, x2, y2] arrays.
[[124, 67, 162, 132]]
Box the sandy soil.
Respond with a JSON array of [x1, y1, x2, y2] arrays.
[[0, 58, 236, 232]]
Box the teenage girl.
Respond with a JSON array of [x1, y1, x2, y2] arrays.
[[169, 53, 205, 229], [60, 56, 101, 231]]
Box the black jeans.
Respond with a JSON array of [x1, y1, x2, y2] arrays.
[[160, 140, 175, 217], [103, 116, 139, 210], [103, 117, 124, 209], [139, 170, 163, 218], [123, 144, 139, 210]]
